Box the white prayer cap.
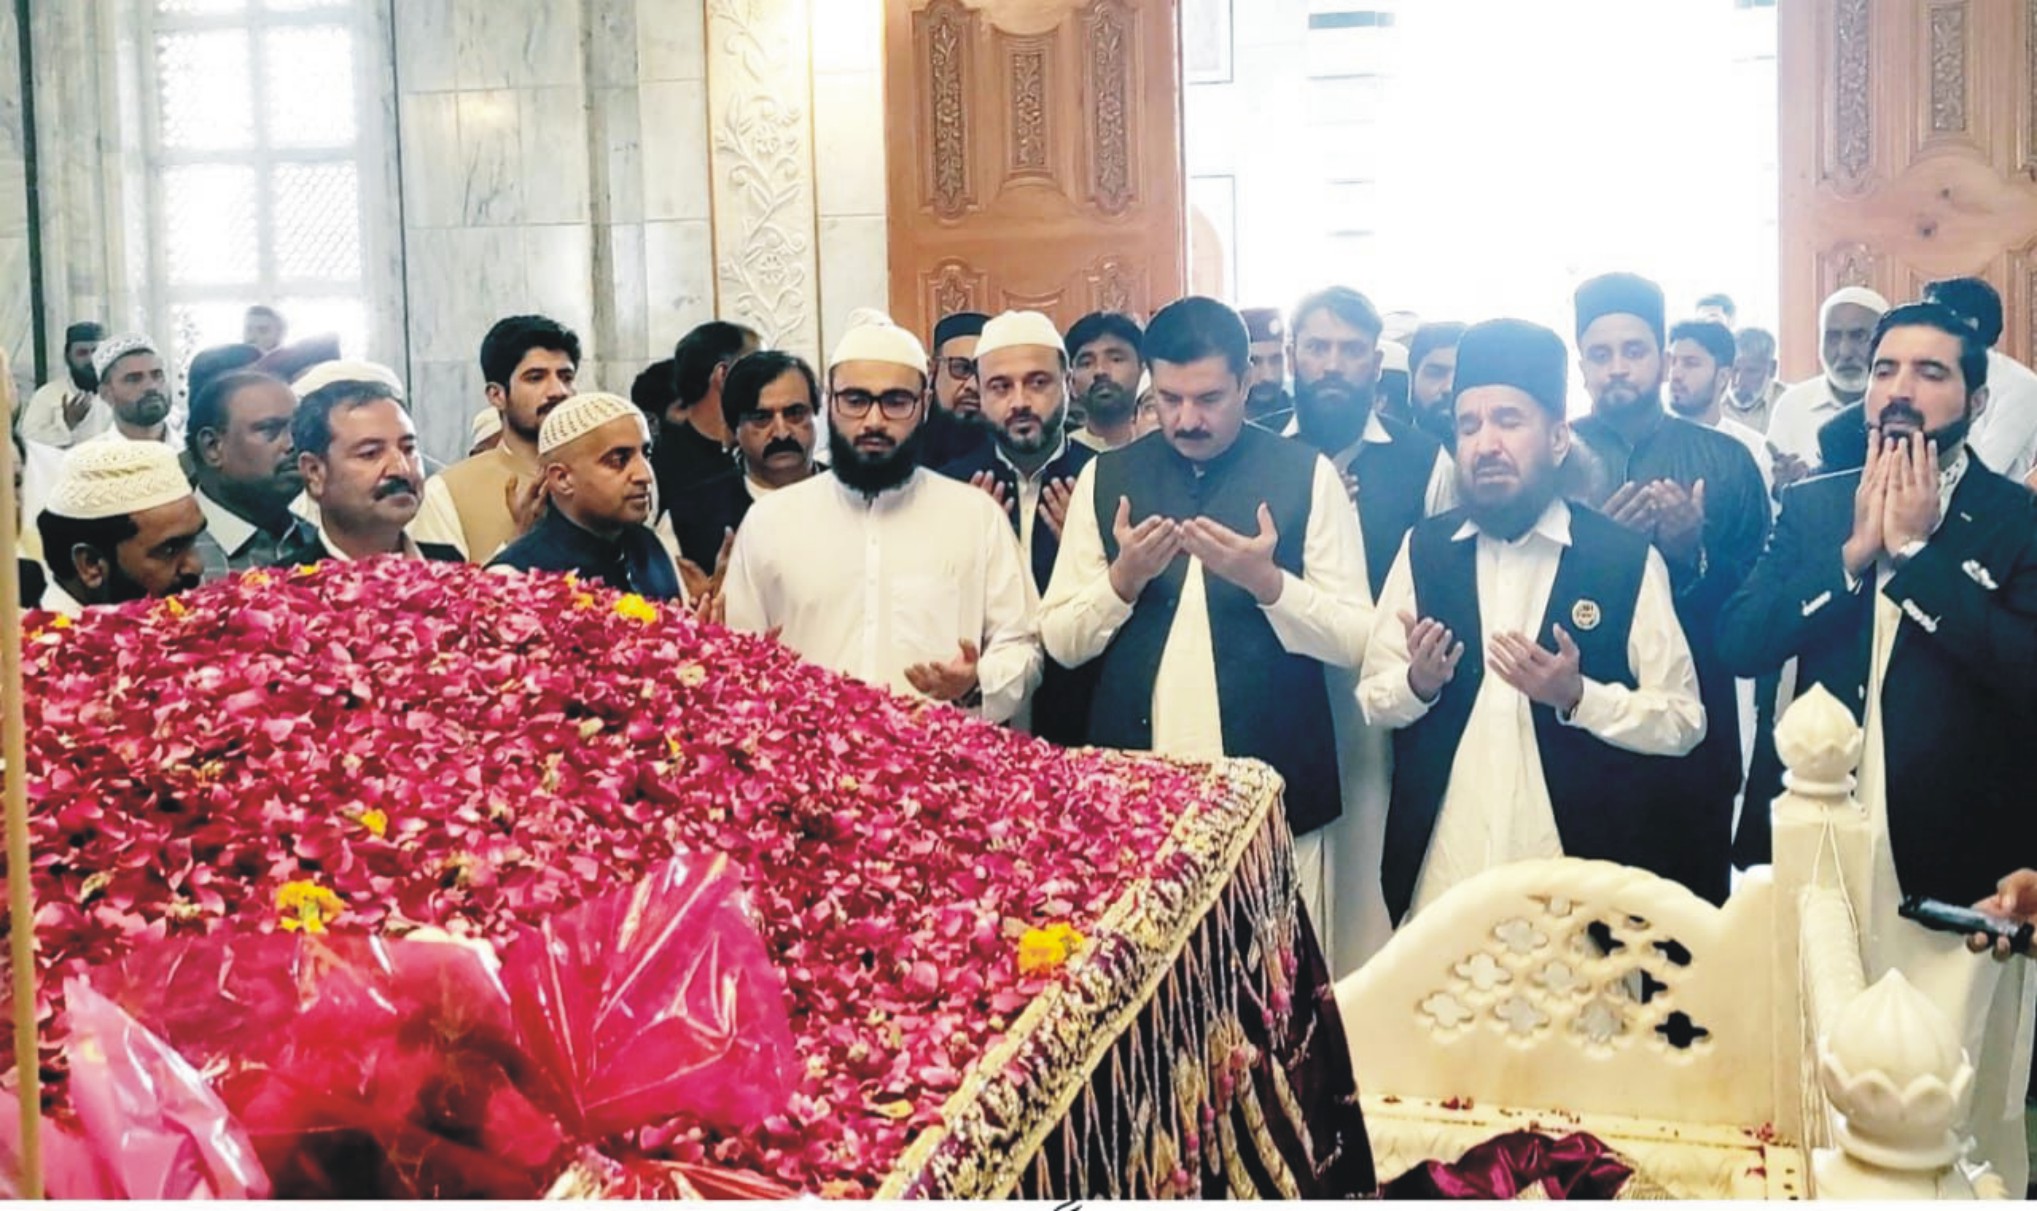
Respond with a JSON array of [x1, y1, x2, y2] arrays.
[[537, 391, 646, 457], [828, 315, 928, 374], [1820, 286, 1890, 327], [1379, 339, 1410, 374], [90, 333, 157, 380], [292, 359, 405, 400], [45, 440, 192, 521], [470, 407, 503, 443], [974, 310, 1065, 361], [845, 307, 894, 330]]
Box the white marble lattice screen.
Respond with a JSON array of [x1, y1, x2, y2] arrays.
[[141, 0, 396, 384]]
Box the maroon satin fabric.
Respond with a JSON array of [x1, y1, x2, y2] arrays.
[[1383, 1130, 1633, 1200]]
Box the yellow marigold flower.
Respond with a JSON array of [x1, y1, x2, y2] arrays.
[[358, 808, 389, 837], [163, 597, 188, 617], [242, 570, 271, 587], [49, 615, 71, 630], [295, 564, 320, 576], [572, 591, 596, 610], [1017, 922, 1085, 976], [276, 879, 345, 934], [614, 593, 658, 623]]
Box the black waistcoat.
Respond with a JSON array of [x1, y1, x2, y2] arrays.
[[1088, 426, 1341, 833], [1381, 506, 1707, 923], [1348, 418, 1442, 599]]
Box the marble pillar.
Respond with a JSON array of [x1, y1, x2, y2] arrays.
[[810, 0, 889, 362]]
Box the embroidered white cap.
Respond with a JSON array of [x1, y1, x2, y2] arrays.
[[974, 310, 1066, 360], [90, 333, 157, 381], [291, 359, 406, 400], [44, 440, 193, 521], [470, 407, 503, 442], [1820, 286, 1890, 327], [828, 315, 929, 374], [1379, 339, 1410, 374], [537, 391, 647, 457]]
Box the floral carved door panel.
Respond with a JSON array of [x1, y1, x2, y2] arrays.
[[885, 0, 1186, 336], [1779, 0, 2037, 375]]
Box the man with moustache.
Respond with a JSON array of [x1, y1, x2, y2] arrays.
[[1567, 272, 1768, 906], [917, 311, 993, 467], [1041, 297, 1370, 950], [414, 314, 581, 562], [1241, 307, 1294, 432], [20, 322, 108, 448], [1407, 321, 1467, 449], [81, 334, 175, 445], [940, 310, 1099, 743], [1719, 302, 2037, 1193], [34, 441, 207, 614], [1287, 286, 1454, 599], [187, 371, 316, 578], [1725, 326, 1784, 434], [667, 350, 822, 572], [1767, 287, 1888, 481], [1065, 311, 1144, 452], [1361, 319, 1704, 921], [1667, 319, 1774, 492], [724, 316, 1041, 722], [279, 375, 461, 565], [492, 392, 681, 599], [1282, 286, 1452, 970]]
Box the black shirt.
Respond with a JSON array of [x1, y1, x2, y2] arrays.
[[490, 506, 683, 600], [652, 420, 735, 516]]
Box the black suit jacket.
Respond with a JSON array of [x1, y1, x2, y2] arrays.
[[668, 470, 755, 571], [936, 437, 1099, 744], [1718, 459, 2037, 903], [1816, 403, 1869, 474]]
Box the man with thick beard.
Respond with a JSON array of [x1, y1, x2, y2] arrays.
[[1565, 272, 1769, 907], [82, 334, 174, 445], [917, 311, 993, 467], [1241, 307, 1293, 432], [20, 322, 108, 447], [1720, 302, 2037, 1194], [1360, 319, 1704, 923], [1284, 286, 1454, 971], [723, 315, 1041, 722], [1065, 311, 1144, 452], [940, 310, 1099, 743]]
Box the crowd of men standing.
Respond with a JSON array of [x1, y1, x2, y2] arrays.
[[11, 272, 2037, 1188]]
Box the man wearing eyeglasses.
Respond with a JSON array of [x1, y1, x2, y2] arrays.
[[918, 311, 994, 467], [723, 314, 1042, 722]]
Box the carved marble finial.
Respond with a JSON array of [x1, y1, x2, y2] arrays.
[[1775, 684, 1863, 797], [1818, 969, 1974, 1171]]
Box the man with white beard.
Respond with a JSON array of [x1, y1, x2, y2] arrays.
[[1766, 287, 1888, 481]]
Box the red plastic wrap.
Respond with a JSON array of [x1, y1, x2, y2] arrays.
[[94, 930, 562, 1198], [0, 981, 270, 1199], [500, 854, 799, 1142], [67, 854, 797, 1198]]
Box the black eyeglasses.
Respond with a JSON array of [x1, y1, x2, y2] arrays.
[[942, 357, 977, 381], [833, 389, 922, 420]]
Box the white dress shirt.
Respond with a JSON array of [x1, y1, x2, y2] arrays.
[[1040, 453, 1374, 748], [724, 468, 1043, 723], [1968, 348, 2037, 482], [311, 523, 431, 562], [1358, 499, 1705, 915], [36, 576, 85, 617], [1766, 376, 1853, 467], [19, 381, 111, 448], [1849, 447, 2033, 1191]]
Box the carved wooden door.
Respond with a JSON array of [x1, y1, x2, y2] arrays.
[[1779, 0, 2037, 376], [885, 0, 1186, 338]]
